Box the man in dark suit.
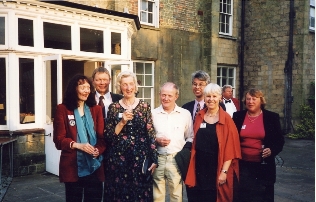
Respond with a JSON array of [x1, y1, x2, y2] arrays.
[[92, 67, 123, 121], [222, 85, 240, 117], [182, 70, 226, 121]]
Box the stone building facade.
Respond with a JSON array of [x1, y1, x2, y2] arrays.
[[243, 0, 315, 129]]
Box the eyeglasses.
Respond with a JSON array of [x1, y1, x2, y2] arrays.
[[192, 83, 206, 88]]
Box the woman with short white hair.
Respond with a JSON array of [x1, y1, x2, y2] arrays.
[[185, 83, 241, 202]]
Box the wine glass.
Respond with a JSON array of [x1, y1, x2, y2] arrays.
[[125, 109, 133, 126], [261, 145, 267, 164]]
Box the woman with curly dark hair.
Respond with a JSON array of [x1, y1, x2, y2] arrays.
[[53, 74, 106, 202]]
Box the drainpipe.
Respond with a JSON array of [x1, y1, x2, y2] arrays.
[[239, 0, 245, 110], [284, 0, 295, 134]]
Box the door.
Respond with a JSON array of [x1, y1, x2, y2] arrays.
[[43, 55, 62, 176]]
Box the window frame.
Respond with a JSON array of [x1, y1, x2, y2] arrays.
[[0, 15, 8, 49], [217, 66, 236, 96], [133, 61, 155, 107], [310, 0, 315, 31], [139, 0, 159, 28], [219, 0, 233, 36]]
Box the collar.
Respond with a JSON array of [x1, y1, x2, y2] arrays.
[[195, 99, 204, 106], [96, 91, 111, 99], [157, 104, 181, 114]]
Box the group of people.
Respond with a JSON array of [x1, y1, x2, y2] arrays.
[[53, 68, 284, 202]]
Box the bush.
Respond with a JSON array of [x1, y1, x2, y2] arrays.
[[288, 104, 315, 139]]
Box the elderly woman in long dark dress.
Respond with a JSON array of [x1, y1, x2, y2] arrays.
[[53, 75, 105, 202], [232, 88, 284, 201], [103, 71, 158, 201]]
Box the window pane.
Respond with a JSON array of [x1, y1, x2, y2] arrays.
[[80, 28, 103, 53], [141, 0, 147, 10], [222, 68, 227, 77], [148, 2, 153, 12], [222, 78, 227, 85], [46, 60, 57, 123], [19, 58, 35, 124], [217, 68, 221, 76], [145, 75, 152, 86], [138, 87, 143, 97], [148, 13, 153, 24], [137, 75, 144, 86], [18, 18, 34, 47], [228, 78, 233, 85], [141, 12, 147, 23], [229, 68, 234, 77], [111, 32, 121, 55], [145, 63, 152, 74], [0, 58, 6, 125], [0, 17, 5, 45], [144, 87, 151, 98], [144, 99, 151, 103], [217, 78, 221, 86], [136, 63, 144, 74], [44, 22, 71, 50]]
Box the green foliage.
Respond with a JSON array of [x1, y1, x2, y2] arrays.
[[288, 105, 315, 139]]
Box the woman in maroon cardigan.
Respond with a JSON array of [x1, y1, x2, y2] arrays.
[[53, 75, 106, 202]]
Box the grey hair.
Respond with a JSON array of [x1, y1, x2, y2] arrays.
[[115, 71, 138, 94], [191, 70, 211, 84], [92, 66, 110, 80], [204, 83, 222, 96], [222, 84, 233, 93], [159, 82, 180, 95]]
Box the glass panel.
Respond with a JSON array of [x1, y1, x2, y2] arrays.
[[111, 32, 121, 55], [18, 18, 34, 47], [138, 87, 143, 98], [145, 75, 152, 86], [137, 75, 144, 86], [229, 68, 234, 77], [141, 12, 147, 22], [80, 28, 103, 53], [217, 78, 221, 86], [148, 13, 153, 24], [144, 99, 151, 103], [227, 2, 231, 14], [46, 60, 57, 123], [141, 0, 147, 10], [222, 78, 227, 85], [136, 62, 144, 74], [228, 78, 233, 86], [0, 17, 5, 45], [19, 58, 35, 124], [145, 63, 152, 74], [0, 58, 6, 125], [148, 2, 153, 12], [217, 68, 221, 76], [144, 87, 151, 98], [222, 68, 227, 77], [44, 22, 71, 50]]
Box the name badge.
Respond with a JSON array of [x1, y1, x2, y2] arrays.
[[69, 120, 76, 126], [118, 113, 123, 118], [68, 115, 74, 119], [242, 125, 246, 129], [200, 123, 206, 128]]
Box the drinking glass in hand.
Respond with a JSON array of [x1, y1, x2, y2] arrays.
[[261, 145, 267, 164], [125, 109, 133, 126]]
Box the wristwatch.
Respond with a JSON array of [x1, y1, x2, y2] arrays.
[[221, 170, 228, 174]]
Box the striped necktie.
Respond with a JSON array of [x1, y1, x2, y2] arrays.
[[194, 103, 200, 121]]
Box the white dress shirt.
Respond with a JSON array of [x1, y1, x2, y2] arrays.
[[95, 91, 112, 118], [152, 105, 194, 155], [223, 98, 237, 117]]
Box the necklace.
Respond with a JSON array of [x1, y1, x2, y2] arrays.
[[247, 110, 262, 123], [206, 109, 219, 117], [122, 98, 136, 108]]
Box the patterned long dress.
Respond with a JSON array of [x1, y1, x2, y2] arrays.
[[104, 100, 158, 202]]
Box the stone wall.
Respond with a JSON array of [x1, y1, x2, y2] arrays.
[[243, 0, 315, 125]]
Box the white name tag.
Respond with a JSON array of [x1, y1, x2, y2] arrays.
[[68, 115, 74, 119], [200, 123, 206, 128], [118, 113, 123, 118], [242, 125, 246, 129]]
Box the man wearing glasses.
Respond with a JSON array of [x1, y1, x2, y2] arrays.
[[182, 70, 225, 121]]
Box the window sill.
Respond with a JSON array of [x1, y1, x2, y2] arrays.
[[140, 24, 160, 31], [0, 128, 45, 136], [218, 34, 237, 40]]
